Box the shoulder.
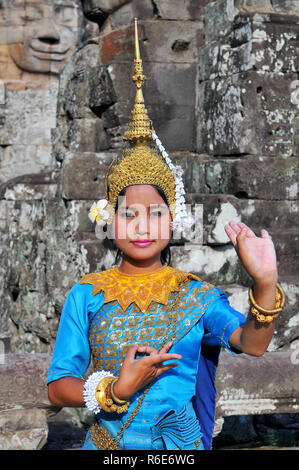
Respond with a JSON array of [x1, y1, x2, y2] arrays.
[[66, 269, 113, 300]]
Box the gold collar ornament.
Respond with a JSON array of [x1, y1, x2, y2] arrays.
[[88, 18, 194, 234], [79, 265, 201, 313]]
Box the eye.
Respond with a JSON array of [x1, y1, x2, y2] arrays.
[[150, 210, 163, 217], [119, 210, 135, 218], [55, 6, 78, 26], [21, 6, 43, 21]]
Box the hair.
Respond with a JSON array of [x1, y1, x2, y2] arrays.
[[109, 185, 172, 266]]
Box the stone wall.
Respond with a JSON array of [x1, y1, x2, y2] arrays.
[[0, 0, 298, 450], [0, 0, 98, 352]]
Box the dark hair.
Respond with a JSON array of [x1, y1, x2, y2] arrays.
[[111, 185, 172, 266]]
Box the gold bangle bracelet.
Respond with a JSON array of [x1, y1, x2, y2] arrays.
[[110, 377, 128, 405], [250, 307, 279, 323], [95, 376, 115, 412], [248, 283, 285, 315]]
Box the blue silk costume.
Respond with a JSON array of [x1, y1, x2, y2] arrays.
[[47, 268, 246, 451]]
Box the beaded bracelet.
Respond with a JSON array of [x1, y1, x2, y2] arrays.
[[83, 371, 129, 415], [83, 370, 115, 414], [248, 283, 285, 323]]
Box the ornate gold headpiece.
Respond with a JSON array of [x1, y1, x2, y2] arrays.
[[89, 19, 194, 233]]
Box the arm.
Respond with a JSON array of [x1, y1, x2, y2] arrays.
[[224, 221, 279, 357], [46, 284, 91, 406], [229, 276, 277, 356], [48, 342, 181, 407], [48, 377, 85, 407]]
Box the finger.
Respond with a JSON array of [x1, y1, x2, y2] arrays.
[[124, 344, 139, 362], [137, 345, 158, 356], [238, 222, 256, 237], [147, 353, 182, 366], [229, 220, 242, 235], [224, 224, 237, 247], [159, 341, 173, 355], [155, 363, 179, 376], [236, 225, 247, 243], [261, 229, 272, 239]]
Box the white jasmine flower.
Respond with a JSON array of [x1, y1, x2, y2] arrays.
[[88, 199, 110, 226]]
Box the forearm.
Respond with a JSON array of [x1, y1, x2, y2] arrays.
[[48, 377, 85, 407], [239, 275, 277, 356]]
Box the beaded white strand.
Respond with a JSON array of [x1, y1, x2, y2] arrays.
[[151, 131, 195, 232], [83, 370, 115, 414]]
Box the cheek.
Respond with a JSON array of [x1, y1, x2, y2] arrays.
[[150, 215, 171, 239], [114, 216, 129, 242]]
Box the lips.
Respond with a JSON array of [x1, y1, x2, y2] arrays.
[[29, 41, 70, 61], [132, 240, 153, 247]]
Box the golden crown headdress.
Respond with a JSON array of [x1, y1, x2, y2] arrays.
[[89, 18, 194, 233]]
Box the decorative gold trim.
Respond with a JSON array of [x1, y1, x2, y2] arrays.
[[79, 266, 203, 313], [89, 423, 120, 450], [248, 283, 285, 315]]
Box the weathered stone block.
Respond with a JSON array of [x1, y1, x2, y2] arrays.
[[235, 0, 299, 16], [0, 145, 54, 185], [204, 0, 299, 44], [0, 409, 48, 450], [228, 156, 298, 200], [67, 118, 110, 152], [293, 115, 299, 157], [81, 0, 131, 24], [170, 244, 248, 285], [197, 71, 298, 157], [200, 15, 299, 79], [173, 154, 298, 200], [0, 84, 58, 146], [155, 0, 210, 20], [60, 47, 116, 120], [185, 193, 241, 245], [77, 238, 117, 273], [0, 171, 58, 200], [61, 151, 116, 200], [109, 0, 154, 29], [239, 199, 299, 231], [215, 349, 299, 417], [99, 20, 203, 65]]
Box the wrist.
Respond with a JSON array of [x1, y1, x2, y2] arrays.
[[252, 272, 278, 289], [113, 379, 131, 402]]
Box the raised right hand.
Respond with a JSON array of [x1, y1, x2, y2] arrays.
[[113, 341, 182, 401]]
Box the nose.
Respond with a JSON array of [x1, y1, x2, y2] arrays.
[[38, 20, 60, 46], [135, 215, 148, 235]]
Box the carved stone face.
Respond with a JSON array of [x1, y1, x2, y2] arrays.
[[6, 0, 82, 75]]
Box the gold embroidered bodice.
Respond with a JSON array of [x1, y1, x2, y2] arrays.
[[79, 265, 220, 375], [79, 265, 202, 313]]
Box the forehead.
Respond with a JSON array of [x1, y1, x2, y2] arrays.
[[119, 185, 166, 204]]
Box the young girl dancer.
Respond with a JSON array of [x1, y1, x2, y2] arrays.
[[47, 19, 285, 450]]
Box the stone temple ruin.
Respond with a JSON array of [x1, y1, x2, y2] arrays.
[[0, 0, 298, 450]]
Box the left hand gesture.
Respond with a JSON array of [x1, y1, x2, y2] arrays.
[[224, 221, 278, 283]]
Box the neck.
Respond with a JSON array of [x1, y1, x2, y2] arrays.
[[118, 255, 163, 275]]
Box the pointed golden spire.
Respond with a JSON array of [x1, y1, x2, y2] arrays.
[[124, 18, 153, 147]]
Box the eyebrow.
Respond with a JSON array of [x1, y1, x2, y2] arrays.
[[123, 204, 166, 209]]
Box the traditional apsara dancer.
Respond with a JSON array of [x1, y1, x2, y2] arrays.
[[47, 19, 285, 450]]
